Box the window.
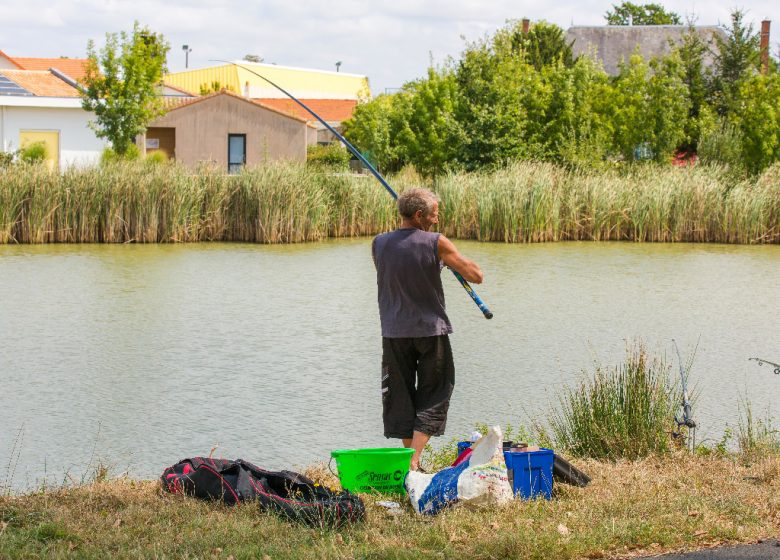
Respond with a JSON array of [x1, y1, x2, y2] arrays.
[[228, 134, 246, 174]]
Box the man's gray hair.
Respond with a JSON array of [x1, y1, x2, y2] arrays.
[[397, 188, 439, 219]]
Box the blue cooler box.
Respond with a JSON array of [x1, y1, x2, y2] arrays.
[[457, 441, 554, 500]]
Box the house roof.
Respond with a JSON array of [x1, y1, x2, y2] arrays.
[[0, 69, 80, 97], [253, 98, 357, 123], [163, 89, 317, 128], [10, 56, 91, 81], [0, 50, 24, 69], [565, 25, 726, 75]]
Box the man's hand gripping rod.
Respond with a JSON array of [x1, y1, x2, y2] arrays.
[[214, 60, 493, 319]]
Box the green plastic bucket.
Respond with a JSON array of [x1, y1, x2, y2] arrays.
[[330, 448, 413, 494]]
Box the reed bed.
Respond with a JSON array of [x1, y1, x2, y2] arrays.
[[1, 160, 778, 243]]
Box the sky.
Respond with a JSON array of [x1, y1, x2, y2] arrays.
[[2, 0, 778, 95]]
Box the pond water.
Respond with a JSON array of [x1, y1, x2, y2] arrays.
[[1, 240, 778, 491]]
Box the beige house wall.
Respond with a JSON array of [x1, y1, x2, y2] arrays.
[[146, 94, 314, 169]]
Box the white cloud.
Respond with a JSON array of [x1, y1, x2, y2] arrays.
[[1, 0, 777, 93]]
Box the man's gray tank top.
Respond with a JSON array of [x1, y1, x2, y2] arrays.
[[372, 227, 453, 338]]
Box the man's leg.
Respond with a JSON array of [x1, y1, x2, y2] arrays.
[[382, 338, 418, 442], [403, 431, 431, 471], [412, 336, 455, 465]]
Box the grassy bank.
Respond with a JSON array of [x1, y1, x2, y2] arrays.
[[2, 454, 780, 559], [1, 161, 778, 244]]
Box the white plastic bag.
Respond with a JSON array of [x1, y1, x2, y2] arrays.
[[405, 425, 512, 515]]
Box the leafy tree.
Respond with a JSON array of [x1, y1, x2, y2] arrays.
[[731, 73, 780, 174], [243, 54, 263, 63], [511, 21, 575, 70], [605, 2, 682, 25], [396, 67, 462, 177], [542, 57, 613, 166], [669, 24, 710, 150], [454, 23, 538, 169], [342, 94, 405, 172], [609, 52, 689, 161], [711, 10, 761, 115], [81, 22, 170, 156]]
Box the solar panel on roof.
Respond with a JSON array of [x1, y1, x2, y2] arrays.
[[0, 75, 33, 96]]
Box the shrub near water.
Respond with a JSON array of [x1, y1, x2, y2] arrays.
[[550, 343, 681, 460], [0, 160, 778, 243]]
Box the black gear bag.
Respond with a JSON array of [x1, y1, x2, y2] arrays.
[[161, 457, 364, 527]]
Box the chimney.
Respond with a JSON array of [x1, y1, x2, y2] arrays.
[[522, 18, 530, 34], [760, 20, 770, 75]]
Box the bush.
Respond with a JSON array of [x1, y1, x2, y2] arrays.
[[144, 150, 169, 165], [698, 118, 747, 175], [20, 142, 47, 164], [101, 143, 140, 165], [549, 342, 681, 460], [307, 143, 351, 170]]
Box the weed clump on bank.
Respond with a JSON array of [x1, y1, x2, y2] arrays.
[[548, 343, 681, 460]]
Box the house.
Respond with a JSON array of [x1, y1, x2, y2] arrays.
[[164, 61, 370, 144], [0, 67, 107, 169], [565, 25, 727, 75], [140, 89, 316, 172]]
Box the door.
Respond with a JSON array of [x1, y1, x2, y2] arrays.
[[228, 134, 246, 174], [19, 130, 59, 171]]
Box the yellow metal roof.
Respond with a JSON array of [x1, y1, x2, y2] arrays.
[[164, 62, 370, 100]]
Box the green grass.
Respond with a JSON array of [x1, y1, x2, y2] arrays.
[[1, 160, 778, 244], [2, 453, 780, 559]]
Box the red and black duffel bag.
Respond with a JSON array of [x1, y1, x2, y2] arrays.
[[161, 457, 364, 527]]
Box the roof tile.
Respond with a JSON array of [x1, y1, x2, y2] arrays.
[[253, 98, 357, 123], [0, 70, 80, 97], [11, 57, 90, 81]]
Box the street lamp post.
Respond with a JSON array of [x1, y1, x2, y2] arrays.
[[182, 44, 192, 68]]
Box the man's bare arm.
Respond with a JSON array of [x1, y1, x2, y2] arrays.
[[438, 235, 484, 284]]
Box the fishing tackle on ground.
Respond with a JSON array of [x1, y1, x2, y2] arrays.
[[672, 339, 697, 451]]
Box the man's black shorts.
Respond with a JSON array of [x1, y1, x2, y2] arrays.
[[381, 335, 455, 439]]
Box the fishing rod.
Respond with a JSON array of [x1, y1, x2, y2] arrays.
[[211, 60, 493, 319], [749, 357, 780, 375], [672, 339, 696, 451]]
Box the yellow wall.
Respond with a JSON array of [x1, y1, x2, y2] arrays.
[[165, 63, 370, 100], [19, 130, 59, 170]]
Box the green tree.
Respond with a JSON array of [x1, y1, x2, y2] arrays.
[[511, 21, 575, 70], [342, 94, 405, 172], [542, 57, 613, 166], [605, 2, 682, 25], [454, 23, 539, 169], [669, 24, 710, 150], [732, 73, 780, 173], [609, 52, 689, 161], [396, 67, 462, 177], [80, 22, 170, 156], [711, 10, 761, 115]]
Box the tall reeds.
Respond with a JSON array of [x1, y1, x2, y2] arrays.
[[549, 343, 681, 460], [0, 160, 777, 243]]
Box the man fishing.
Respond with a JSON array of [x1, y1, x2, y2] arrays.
[[372, 187, 484, 472]]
